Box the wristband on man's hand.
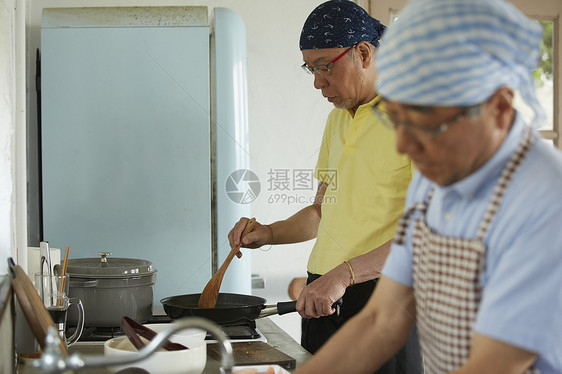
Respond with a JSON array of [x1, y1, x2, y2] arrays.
[[344, 260, 355, 286]]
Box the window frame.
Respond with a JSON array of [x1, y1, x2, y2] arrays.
[[366, 0, 562, 150]]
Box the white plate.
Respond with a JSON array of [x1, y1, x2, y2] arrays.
[[232, 364, 291, 374]]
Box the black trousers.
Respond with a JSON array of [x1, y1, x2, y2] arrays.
[[301, 273, 423, 374]]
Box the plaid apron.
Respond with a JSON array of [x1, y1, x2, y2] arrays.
[[395, 126, 539, 373]]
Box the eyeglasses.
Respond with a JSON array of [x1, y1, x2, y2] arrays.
[[372, 99, 482, 140], [301, 45, 355, 75]]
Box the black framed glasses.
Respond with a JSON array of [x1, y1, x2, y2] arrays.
[[372, 99, 482, 140], [301, 45, 355, 75]]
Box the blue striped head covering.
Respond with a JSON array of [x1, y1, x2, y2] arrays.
[[375, 0, 546, 128], [300, 0, 386, 50]]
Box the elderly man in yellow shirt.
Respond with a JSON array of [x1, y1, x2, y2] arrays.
[[228, 1, 421, 372]]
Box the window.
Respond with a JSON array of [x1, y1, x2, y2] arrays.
[[370, 0, 561, 150], [515, 20, 556, 146]]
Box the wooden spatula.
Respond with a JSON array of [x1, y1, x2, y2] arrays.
[[7, 257, 68, 355], [198, 218, 256, 308]]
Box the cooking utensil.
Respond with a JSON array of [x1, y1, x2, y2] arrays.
[[163, 293, 298, 325], [35, 273, 85, 347], [163, 293, 342, 325], [39, 241, 54, 306], [121, 317, 148, 350], [7, 257, 68, 355], [62, 246, 70, 273], [57, 246, 70, 307], [67, 254, 157, 327], [59, 246, 69, 280], [39, 241, 53, 278], [198, 218, 256, 308], [121, 316, 187, 351]]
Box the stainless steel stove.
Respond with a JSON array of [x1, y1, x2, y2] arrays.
[[71, 315, 266, 342]]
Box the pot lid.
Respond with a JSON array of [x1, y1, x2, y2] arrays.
[[67, 253, 157, 278]]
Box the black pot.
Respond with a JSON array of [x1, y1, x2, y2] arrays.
[[67, 253, 157, 327]]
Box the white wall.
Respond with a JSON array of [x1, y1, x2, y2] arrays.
[[1, 0, 16, 276], [1, 0, 22, 370], [24, 1, 332, 341], [1, 0, 28, 276]]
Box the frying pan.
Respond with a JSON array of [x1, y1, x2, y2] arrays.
[[161, 293, 298, 325]]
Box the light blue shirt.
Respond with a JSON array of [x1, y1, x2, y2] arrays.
[[383, 115, 562, 372]]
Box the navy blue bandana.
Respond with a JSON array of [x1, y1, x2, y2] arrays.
[[300, 0, 386, 50]]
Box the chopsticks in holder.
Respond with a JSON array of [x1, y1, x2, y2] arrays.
[[62, 246, 69, 275], [8, 258, 68, 355], [57, 246, 70, 306]]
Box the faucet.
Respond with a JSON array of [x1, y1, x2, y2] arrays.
[[33, 317, 234, 374]]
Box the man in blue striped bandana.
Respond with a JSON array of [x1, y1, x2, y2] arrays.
[[294, 0, 562, 373]]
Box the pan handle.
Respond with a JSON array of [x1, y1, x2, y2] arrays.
[[260, 298, 343, 318], [332, 298, 343, 316], [259, 301, 297, 318], [276, 301, 297, 315]]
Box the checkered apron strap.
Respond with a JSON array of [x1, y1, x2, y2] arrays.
[[395, 189, 434, 245], [476, 126, 534, 241]]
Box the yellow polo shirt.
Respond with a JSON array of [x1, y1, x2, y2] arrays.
[[308, 96, 414, 275]]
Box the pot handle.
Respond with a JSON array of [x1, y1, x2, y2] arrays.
[[69, 279, 98, 288]]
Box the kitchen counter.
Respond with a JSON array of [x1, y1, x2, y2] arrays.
[[17, 318, 311, 373]]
